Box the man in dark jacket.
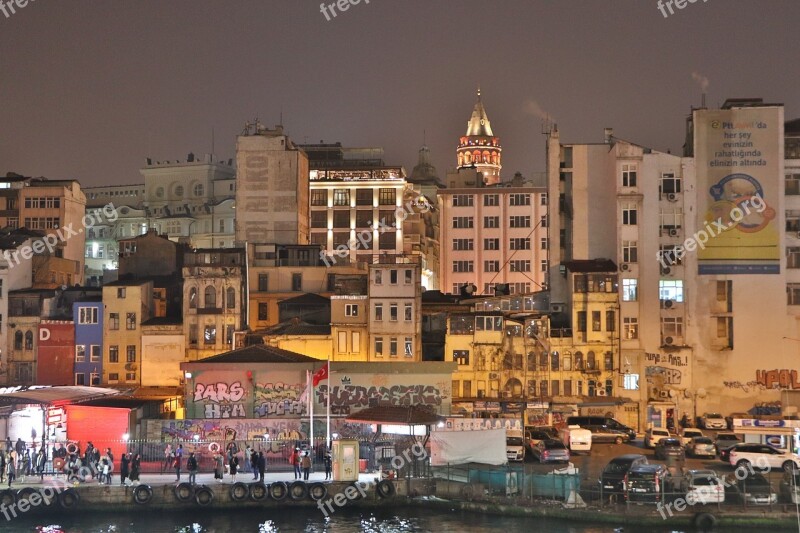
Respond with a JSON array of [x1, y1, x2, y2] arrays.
[[257, 451, 266, 482], [187, 452, 198, 485], [250, 450, 258, 480]]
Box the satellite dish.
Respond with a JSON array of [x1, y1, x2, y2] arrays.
[[668, 389, 677, 398], [697, 388, 707, 399]]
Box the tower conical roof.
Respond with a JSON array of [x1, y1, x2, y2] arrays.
[[466, 88, 494, 137]]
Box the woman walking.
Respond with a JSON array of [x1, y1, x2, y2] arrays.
[[129, 454, 141, 486], [120, 453, 130, 486], [213, 452, 224, 483]]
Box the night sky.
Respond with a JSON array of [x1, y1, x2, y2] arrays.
[[1, 0, 797, 187]]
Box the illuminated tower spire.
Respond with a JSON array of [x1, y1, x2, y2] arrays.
[[457, 88, 502, 185]]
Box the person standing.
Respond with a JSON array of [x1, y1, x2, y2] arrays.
[[244, 445, 252, 474], [163, 443, 173, 474], [14, 438, 24, 457], [250, 449, 258, 480], [173, 449, 182, 482], [290, 448, 301, 480], [213, 452, 223, 482], [36, 446, 46, 481], [0, 449, 5, 484], [6, 451, 16, 487], [229, 453, 239, 483], [187, 452, 198, 486], [324, 452, 332, 480], [257, 451, 266, 483], [104, 448, 114, 485], [120, 453, 130, 486], [301, 451, 311, 481], [129, 454, 141, 486]]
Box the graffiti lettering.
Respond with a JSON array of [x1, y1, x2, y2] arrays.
[[204, 403, 246, 419], [315, 385, 442, 410], [253, 381, 305, 418], [194, 381, 245, 403], [645, 366, 682, 385], [645, 352, 688, 367], [755, 369, 800, 390]]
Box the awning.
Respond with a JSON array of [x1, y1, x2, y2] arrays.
[[0, 386, 122, 406], [346, 405, 445, 426]]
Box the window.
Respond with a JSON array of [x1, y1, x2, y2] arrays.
[[109, 345, 119, 363], [204, 326, 217, 344], [90, 345, 101, 362], [510, 216, 530, 228], [788, 210, 800, 233], [333, 210, 350, 228], [375, 303, 383, 321], [187, 287, 198, 309], [404, 303, 412, 321], [510, 260, 530, 272], [476, 316, 503, 331], [379, 188, 396, 205], [541, 215, 548, 228], [14, 331, 22, 350], [333, 189, 350, 206], [75, 345, 86, 362], [90, 373, 100, 386], [126, 345, 136, 362], [452, 194, 474, 207], [484, 238, 500, 250], [311, 190, 327, 206], [622, 163, 637, 187], [117, 288, 126, 298], [389, 337, 398, 357], [258, 302, 268, 320], [345, 304, 359, 317], [453, 217, 474, 229], [510, 238, 530, 250], [574, 352, 584, 370], [24, 330, 33, 350], [194, 183, 204, 196], [622, 241, 638, 263], [355, 210, 371, 227], [218, 218, 226, 233], [292, 273, 302, 291], [659, 245, 683, 266], [592, 311, 601, 331], [788, 248, 800, 269], [541, 260, 548, 272], [540, 238, 548, 250], [606, 310, 615, 332], [551, 352, 559, 371], [390, 304, 398, 321], [355, 189, 372, 206], [203, 286, 217, 308], [374, 270, 382, 285], [453, 261, 474, 272], [622, 202, 638, 225], [405, 269, 412, 284], [126, 312, 136, 330], [404, 337, 413, 357], [378, 231, 395, 250], [576, 311, 587, 333], [78, 306, 98, 324], [623, 317, 638, 339], [338, 331, 347, 353], [453, 350, 469, 365], [484, 260, 500, 272], [75, 373, 86, 386], [375, 337, 383, 357], [622, 279, 638, 301], [661, 317, 683, 339], [660, 173, 682, 195], [787, 174, 800, 196], [541, 193, 548, 205], [509, 193, 530, 206], [174, 185, 184, 197], [659, 279, 684, 302], [660, 207, 684, 232], [453, 239, 474, 251], [226, 287, 236, 309], [390, 270, 398, 284], [449, 315, 475, 335], [540, 380, 548, 397], [484, 216, 500, 228], [108, 373, 119, 382], [483, 194, 499, 206], [126, 372, 136, 381]]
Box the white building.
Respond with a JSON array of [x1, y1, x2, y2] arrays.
[[368, 263, 421, 362]]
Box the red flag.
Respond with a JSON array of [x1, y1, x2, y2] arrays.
[[312, 365, 329, 387]]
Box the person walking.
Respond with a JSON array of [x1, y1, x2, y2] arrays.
[[229, 453, 239, 483], [290, 448, 301, 480], [129, 454, 141, 486], [104, 448, 114, 485], [244, 445, 252, 474], [187, 452, 198, 486], [14, 438, 24, 457], [213, 452, 224, 483], [173, 450, 182, 482], [99, 457, 109, 485], [120, 453, 130, 486], [257, 451, 266, 483], [162, 444, 172, 474], [6, 451, 16, 487], [301, 451, 311, 481], [250, 449, 258, 480], [324, 452, 332, 480]]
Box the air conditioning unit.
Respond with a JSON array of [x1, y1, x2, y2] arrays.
[[663, 299, 674, 309], [620, 263, 630, 272], [668, 228, 678, 237], [667, 193, 678, 202], [659, 390, 671, 399], [125, 363, 138, 371], [664, 336, 674, 346], [550, 303, 565, 313], [661, 266, 672, 276], [489, 372, 499, 380], [596, 389, 607, 397]]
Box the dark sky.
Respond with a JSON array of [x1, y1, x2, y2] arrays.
[[1, 0, 797, 187]]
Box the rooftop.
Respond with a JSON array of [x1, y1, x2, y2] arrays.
[[188, 344, 319, 364]]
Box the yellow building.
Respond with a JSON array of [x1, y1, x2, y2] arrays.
[[102, 279, 153, 386]]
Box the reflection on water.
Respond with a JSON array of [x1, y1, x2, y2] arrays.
[[4, 506, 780, 533]]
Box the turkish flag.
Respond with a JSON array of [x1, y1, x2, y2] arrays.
[[312, 364, 329, 387]]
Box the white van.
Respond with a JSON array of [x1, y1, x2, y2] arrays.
[[560, 425, 592, 453]]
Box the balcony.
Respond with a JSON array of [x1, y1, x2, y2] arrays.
[[196, 307, 223, 315]]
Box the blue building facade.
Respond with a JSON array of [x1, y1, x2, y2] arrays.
[[73, 300, 103, 386]]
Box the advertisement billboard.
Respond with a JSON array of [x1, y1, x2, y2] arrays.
[[695, 106, 782, 274]]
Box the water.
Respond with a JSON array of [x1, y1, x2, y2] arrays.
[[0, 506, 783, 532]]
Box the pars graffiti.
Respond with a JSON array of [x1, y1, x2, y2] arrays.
[[194, 381, 246, 419]]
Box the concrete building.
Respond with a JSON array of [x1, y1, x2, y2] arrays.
[[183, 248, 247, 361], [368, 263, 422, 362], [5, 288, 58, 385], [102, 279, 154, 386], [235, 124, 309, 247], [73, 295, 103, 387], [0, 230, 37, 383], [141, 317, 185, 388]]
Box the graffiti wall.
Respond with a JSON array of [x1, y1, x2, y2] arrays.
[[723, 369, 800, 392], [645, 351, 688, 401]]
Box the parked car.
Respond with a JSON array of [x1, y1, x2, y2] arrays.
[[644, 427, 674, 448], [700, 412, 726, 430], [624, 463, 670, 504], [720, 442, 747, 464], [686, 436, 716, 459], [506, 433, 526, 462], [525, 429, 554, 452], [679, 428, 705, 446], [531, 426, 560, 439], [729, 443, 800, 471], [724, 472, 777, 505], [715, 433, 742, 460], [779, 468, 800, 504], [725, 412, 749, 430], [531, 439, 571, 464], [598, 454, 648, 494], [654, 438, 685, 461], [679, 469, 725, 505], [567, 416, 636, 441], [559, 425, 592, 453]]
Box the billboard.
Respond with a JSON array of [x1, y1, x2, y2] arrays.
[[695, 106, 782, 274]]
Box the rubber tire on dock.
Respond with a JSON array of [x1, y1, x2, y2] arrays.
[[376, 479, 396, 498], [348, 482, 366, 501], [195, 486, 214, 506], [269, 481, 288, 501], [249, 482, 268, 501], [16, 487, 38, 503], [0, 489, 15, 508], [133, 484, 153, 505], [289, 481, 308, 500], [174, 482, 194, 502], [308, 482, 327, 501], [230, 481, 249, 501], [693, 512, 717, 532], [58, 488, 80, 509]]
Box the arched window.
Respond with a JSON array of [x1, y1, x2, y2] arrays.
[[24, 330, 33, 350], [539, 351, 548, 369], [587, 351, 596, 371], [574, 351, 584, 370], [562, 351, 572, 371], [551, 352, 559, 371], [174, 185, 184, 197], [226, 287, 235, 309], [204, 286, 216, 308], [189, 287, 197, 309], [14, 331, 22, 350]]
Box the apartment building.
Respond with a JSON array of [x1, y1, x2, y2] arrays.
[[368, 263, 421, 362], [102, 279, 154, 386]]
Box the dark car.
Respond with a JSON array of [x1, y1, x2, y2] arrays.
[[567, 416, 637, 442], [715, 433, 741, 460], [599, 454, 649, 494], [525, 430, 555, 452], [531, 439, 570, 463], [654, 438, 685, 461], [719, 441, 747, 463], [624, 463, 670, 504], [725, 473, 777, 505]]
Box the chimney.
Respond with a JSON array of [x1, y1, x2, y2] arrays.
[[604, 128, 614, 144]]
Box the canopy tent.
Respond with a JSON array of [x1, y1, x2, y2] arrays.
[[0, 386, 122, 406]]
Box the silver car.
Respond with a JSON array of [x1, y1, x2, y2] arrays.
[[532, 439, 570, 463], [686, 436, 716, 458]]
